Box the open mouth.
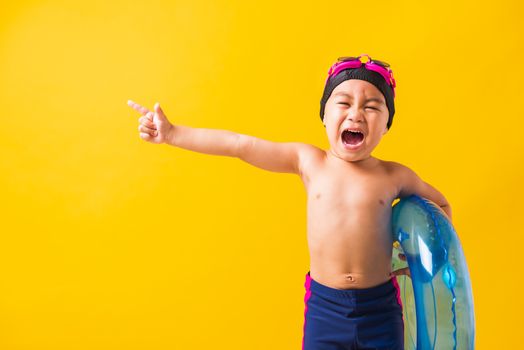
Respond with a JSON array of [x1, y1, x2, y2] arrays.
[[342, 129, 365, 147]]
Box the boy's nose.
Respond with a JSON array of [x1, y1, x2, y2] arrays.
[[348, 111, 364, 123]]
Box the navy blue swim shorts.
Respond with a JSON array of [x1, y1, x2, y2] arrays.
[[302, 271, 404, 350]]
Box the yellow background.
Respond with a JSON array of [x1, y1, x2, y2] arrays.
[[1, 0, 522, 348]]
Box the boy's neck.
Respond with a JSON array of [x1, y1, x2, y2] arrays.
[[327, 149, 379, 167]]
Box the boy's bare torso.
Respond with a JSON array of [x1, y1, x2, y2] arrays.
[[299, 148, 400, 290]]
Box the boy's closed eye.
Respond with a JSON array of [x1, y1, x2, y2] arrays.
[[337, 102, 380, 110]]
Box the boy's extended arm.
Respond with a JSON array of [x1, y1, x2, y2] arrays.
[[166, 124, 241, 157], [166, 125, 312, 175], [394, 162, 453, 221]]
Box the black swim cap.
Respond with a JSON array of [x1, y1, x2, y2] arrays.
[[320, 66, 396, 130]]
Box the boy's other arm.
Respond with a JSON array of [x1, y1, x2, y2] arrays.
[[394, 162, 453, 221]]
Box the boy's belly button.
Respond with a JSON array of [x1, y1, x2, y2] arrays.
[[345, 274, 356, 282]]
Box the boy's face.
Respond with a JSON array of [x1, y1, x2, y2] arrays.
[[322, 79, 389, 163]]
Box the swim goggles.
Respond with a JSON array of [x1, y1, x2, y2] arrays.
[[325, 54, 396, 98]]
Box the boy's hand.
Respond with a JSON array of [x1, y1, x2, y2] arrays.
[[128, 100, 174, 145], [390, 253, 411, 278]]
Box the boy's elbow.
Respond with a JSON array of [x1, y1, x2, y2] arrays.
[[235, 134, 254, 159], [419, 181, 453, 221]]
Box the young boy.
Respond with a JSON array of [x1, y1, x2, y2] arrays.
[[128, 53, 452, 350]]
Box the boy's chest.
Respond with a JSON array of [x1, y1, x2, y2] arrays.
[[303, 160, 399, 254], [302, 159, 400, 208], [308, 173, 397, 212]]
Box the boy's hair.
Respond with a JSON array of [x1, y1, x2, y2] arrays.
[[319, 66, 396, 130]]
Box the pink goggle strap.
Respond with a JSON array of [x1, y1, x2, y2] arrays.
[[325, 60, 396, 98]]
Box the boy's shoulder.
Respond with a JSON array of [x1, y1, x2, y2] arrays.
[[379, 160, 418, 184], [381, 159, 411, 173], [297, 143, 326, 169], [295, 143, 326, 182]]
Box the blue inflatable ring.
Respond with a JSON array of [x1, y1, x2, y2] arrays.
[[391, 195, 475, 349]]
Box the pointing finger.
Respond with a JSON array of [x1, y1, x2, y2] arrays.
[[139, 116, 157, 129], [127, 99, 151, 116]]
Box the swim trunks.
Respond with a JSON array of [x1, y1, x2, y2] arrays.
[[302, 271, 404, 350]]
